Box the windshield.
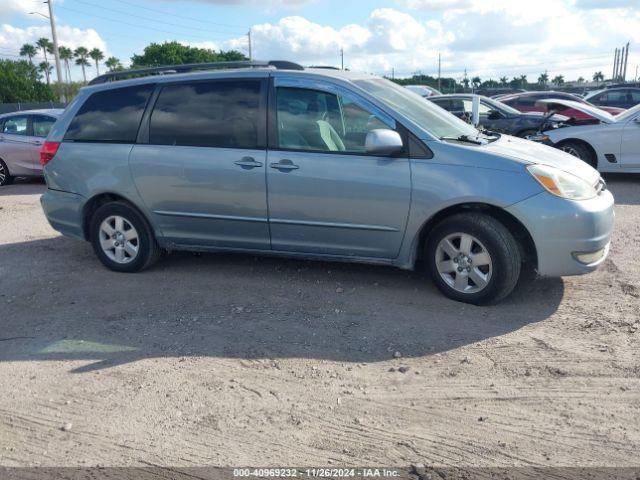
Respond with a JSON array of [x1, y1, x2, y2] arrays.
[[355, 78, 479, 139], [614, 102, 640, 123], [483, 96, 521, 115]]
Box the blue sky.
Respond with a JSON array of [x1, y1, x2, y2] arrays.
[[1, 0, 639, 83]]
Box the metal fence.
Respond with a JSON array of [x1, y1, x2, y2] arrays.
[[0, 102, 67, 114]]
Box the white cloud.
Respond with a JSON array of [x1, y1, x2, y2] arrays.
[[0, 0, 48, 17], [0, 23, 109, 81]]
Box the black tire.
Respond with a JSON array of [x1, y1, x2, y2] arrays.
[[0, 159, 14, 186], [425, 213, 521, 305], [559, 140, 597, 168], [89, 201, 160, 273]]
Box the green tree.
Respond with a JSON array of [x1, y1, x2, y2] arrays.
[[471, 76, 481, 90], [499, 76, 508, 86], [19, 44, 37, 65], [105, 56, 123, 72], [89, 48, 104, 76], [36, 37, 53, 83], [58, 46, 73, 83], [552, 75, 565, 86], [130, 41, 247, 68], [74, 47, 90, 83], [519, 74, 527, 87], [593, 71, 604, 86], [38, 61, 53, 82], [538, 71, 549, 88], [0, 59, 54, 102]]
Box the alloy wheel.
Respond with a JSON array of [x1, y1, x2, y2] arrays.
[[98, 215, 139, 264], [435, 232, 493, 293]]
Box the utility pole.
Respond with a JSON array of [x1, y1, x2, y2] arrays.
[[45, 0, 65, 102], [340, 48, 344, 70], [391, 67, 394, 80], [437, 52, 441, 92], [613, 48, 619, 80], [247, 29, 252, 60], [622, 42, 629, 82]]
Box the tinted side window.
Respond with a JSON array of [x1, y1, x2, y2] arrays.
[[516, 96, 537, 107], [32, 115, 56, 138], [2, 115, 28, 136], [65, 84, 154, 143], [149, 80, 262, 149]]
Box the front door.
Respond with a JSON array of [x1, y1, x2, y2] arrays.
[[130, 78, 271, 250], [266, 81, 411, 259]]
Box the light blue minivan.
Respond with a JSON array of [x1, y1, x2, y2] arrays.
[[40, 61, 614, 304]]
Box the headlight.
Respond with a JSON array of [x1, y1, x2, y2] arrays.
[[527, 164, 597, 200]]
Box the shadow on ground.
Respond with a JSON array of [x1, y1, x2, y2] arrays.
[[0, 234, 564, 373], [0, 177, 45, 197]]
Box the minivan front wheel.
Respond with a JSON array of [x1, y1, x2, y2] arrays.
[[426, 213, 521, 305], [90, 201, 160, 273]]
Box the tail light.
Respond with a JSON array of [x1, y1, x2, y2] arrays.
[[40, 141, 60, 166]]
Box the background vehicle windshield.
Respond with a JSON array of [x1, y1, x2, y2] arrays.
[[355, 78, 479, 139], [483, 96, 521, 115]]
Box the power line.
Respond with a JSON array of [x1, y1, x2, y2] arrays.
[[57, 4, 243, 42], [71, 0, 247, 36], [109, 0, 248, 30]]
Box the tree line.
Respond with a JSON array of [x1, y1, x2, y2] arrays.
[[390, 70, 607, 93]]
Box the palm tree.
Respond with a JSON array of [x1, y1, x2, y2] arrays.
[[89, 48, 104, 76], [38, 62, 53, 83], [36, 37, 53, 84], [499, 76, 508, 86], [577, 76, 585, 84], [538, 71, 549, 88], [58, 46, 73, 83], [593, 71, 604, 87], [552, 75, 565, 87], [519, 74, 527, 87], [471, 76, 481, 91], [74, 47, 90, 83], [19, 44, 37, 65], [105, 56, 122, 72]]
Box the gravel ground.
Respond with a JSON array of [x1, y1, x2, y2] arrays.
[[0, 176, 639, 470]]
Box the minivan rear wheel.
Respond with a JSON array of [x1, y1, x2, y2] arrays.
[[426, 213, 521, 305], [0, 160, 14, 187], [89, 201, 160, 273]]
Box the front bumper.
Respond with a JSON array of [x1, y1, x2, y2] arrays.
[[40, 189, 86, 240], [506, 188, 614, 276]]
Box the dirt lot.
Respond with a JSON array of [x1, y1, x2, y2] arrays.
[[0, 176, 639, 470]]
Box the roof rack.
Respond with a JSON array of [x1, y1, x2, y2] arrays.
[[88, 60, 304, 85]]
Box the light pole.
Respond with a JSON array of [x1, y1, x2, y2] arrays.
[[30, 1, 65, 102]]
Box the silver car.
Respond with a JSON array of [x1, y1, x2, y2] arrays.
[[39, 61, 614, 304], [0, 109, 63, 186]]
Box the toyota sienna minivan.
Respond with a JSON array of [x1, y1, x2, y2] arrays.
[[40, 61, 614, 304]]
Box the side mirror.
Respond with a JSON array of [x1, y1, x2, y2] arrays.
[[365, 129, 403, 155]]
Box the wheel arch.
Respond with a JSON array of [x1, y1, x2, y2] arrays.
[[82, 192, 153, 241], [412, 202, 537, 269], [554, 138, 598, 168]]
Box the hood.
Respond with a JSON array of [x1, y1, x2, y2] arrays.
[[520, 111, 569, 122], [480, 135, 601, 185], [536, 99, 616, 124]]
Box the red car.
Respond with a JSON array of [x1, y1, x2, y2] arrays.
[[498, 91, 625, 123]]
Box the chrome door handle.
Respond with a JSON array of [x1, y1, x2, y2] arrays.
[[270, 160, 299, 171], [234, 157, 263, 169]]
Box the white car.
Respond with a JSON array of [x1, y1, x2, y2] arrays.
[[539, 99, 640, 173]]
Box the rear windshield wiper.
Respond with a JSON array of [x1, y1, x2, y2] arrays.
[[440, 134, 484, 145]]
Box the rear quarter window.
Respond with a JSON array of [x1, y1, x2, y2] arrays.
[[64, 84, 154, 143]]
